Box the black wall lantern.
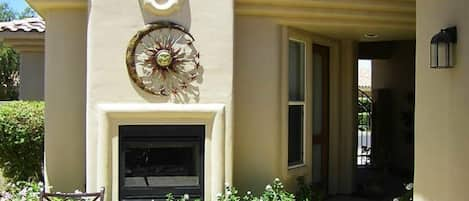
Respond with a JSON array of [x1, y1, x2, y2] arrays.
[[431, 26, 457, 68]]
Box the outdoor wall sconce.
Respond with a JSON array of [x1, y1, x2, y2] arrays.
[[431, 26, 457, 68]]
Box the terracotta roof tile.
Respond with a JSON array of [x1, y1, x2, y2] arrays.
[[0, 17, 45, 33]]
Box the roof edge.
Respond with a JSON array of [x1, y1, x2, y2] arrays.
[[26, 0, 87, 16]]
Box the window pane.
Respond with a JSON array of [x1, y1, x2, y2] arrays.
[[288, 105, 304, 166], [289, 41, 305, 101]]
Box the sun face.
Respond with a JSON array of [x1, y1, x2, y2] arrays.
[[126, 23, 203, 100], [156, 50, 172, 67]]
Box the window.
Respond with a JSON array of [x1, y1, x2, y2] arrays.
[[288, 40, 305, 167]]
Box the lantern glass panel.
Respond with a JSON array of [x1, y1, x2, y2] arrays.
[[437, 42, 449, 67], [431, 43, 438, 67]]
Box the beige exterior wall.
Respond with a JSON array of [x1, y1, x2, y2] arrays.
[[86, 0, 233, 200], [31, 0, 375, 197], [19, 52, 44, 100], [234, 16, 284, 193], [43, 8, 87, 192], [234, 16, 358, 194], [414, 0, 469, 201]]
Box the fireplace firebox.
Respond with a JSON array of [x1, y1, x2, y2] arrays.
[[119, 125, 205, 200]]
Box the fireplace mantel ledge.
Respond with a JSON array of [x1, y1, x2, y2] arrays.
[[96, 103, 225, 114]]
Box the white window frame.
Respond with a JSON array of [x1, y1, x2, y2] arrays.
[[287, 38, 307, 169]]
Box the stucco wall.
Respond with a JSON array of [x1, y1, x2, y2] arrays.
[[19, 52, 44, 100], [414, 0, 469, 200], [234, 16, 283, 193], [86, 0, 233, 199], [43, 9, 87, 192], [234, 16, 358, 194]]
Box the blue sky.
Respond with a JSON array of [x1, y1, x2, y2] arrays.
[[1, 0, 29, 12]]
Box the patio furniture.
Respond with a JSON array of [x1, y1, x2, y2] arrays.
[[40, 187, 105, 201]]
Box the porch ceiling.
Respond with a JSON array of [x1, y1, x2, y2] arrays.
[[235, 0, 416, 41]]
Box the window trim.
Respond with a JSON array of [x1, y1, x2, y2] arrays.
[[287, 38, 307, 168]]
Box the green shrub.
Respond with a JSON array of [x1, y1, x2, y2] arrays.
[[208, 178, 294, 201], [295, 177, 326, 201], [0, 181, 42, 200], [0, 181, 80, 201], [0, 101, 44, 182]]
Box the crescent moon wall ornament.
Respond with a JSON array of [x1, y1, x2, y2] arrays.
[[141, 0, 187, 16], [126, 23, 203, 99]]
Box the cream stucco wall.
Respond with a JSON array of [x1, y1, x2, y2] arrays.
[[414, 0, 469, 201], [234, 16, 284, 193], [19, 52, 44, 100], [86, 0, 233, 200], [234, 16, 358, 194], [43, 9, 87, 192], [32, 0, 367, 197]]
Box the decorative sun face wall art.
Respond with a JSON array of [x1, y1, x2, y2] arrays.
[[126, 23, 203, 101]]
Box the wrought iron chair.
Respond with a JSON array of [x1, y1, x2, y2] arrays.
[[40, 187, 105, 201]]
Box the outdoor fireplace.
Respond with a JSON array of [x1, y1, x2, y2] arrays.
[[119, 125, 205, 200]]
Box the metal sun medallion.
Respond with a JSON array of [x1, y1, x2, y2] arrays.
[[126, 23, 203, 98]]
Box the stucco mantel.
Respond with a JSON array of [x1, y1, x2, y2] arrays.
[[94, 103, 229, 201]]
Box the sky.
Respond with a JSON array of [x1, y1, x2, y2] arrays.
[[358, 59, 372, 87], [1, 0, 30, 13]]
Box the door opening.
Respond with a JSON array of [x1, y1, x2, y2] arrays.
[[312, 44, 330, 190]]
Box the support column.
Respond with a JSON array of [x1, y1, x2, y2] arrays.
[[338, 40, 358, 194], [42, 9, 87, 191]]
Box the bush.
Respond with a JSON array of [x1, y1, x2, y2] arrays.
[[0, 101, 44, 182], [211, 178, 294, 201], [295, 177, 326, 201], [0, 181, 42, 201]]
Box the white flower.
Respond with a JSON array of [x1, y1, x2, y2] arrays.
[[274, 178, 280, 182], [405, 183, 414, 190], [393, 198, 400, 201], [247, 191, 252, 195], [183, 194, 190, 200], [1, 192, 12, 199], [226, 191, 232, 196], [265, 184, 273, 191], [19, 188, 28, 196], [216, 193, 223, 198], [224, 182, 230, 187]]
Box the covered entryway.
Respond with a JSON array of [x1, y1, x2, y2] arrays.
[[235, 0, 415, 198]]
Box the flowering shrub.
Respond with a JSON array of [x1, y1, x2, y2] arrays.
[[393, 183, 413, 201], [216, 178, 295, 201], [166, 193, 196, 201], [0, 181, 42, 201], [0, 181, 101, 201]]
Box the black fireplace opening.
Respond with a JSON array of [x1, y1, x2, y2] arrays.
[[119, 125, 205, 200]]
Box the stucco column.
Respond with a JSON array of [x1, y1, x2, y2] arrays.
[[18, 51, 44, 100], [42, 9, 87, 191], [338, 40, 358, 194]]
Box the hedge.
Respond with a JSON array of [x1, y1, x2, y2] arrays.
[[0, 101, 44, 182]]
